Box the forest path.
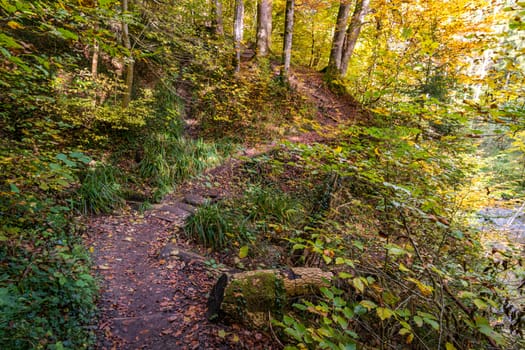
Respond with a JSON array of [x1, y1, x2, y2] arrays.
[[86, 174, 279, 349], [86, 68, 361, 349]]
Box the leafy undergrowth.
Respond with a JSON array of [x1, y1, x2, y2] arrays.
[[185, 120, 525, 349]]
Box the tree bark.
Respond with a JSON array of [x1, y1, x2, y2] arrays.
[[327, 0, 351, 75], [256, 0, 272, 57], [281, 0, 294, 78], [91, 38, 99, 79], [211, 0, 224, 36], [233, 0, 244, 73], [206, 267, 333, 325], [339, 0, 369, 77], [121, 0, 134, 108]]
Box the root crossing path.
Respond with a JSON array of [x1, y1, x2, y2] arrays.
[[87, 187, 278, 349]]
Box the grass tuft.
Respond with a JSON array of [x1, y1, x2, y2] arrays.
[[184, 203, 230, 250], [77, 164, 125, 215], [139, 133, 221, 199]]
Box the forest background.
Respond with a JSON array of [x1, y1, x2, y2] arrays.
[[1, 0, 524, 349]]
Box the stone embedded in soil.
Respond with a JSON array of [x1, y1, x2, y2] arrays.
[[183, 194, 209, 206], [149, 205, 193, 222], [159, 243, 179, 259], [174, 202, 197, 213]]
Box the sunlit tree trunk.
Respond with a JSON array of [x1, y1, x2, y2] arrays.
[[211, 0, 224, 36], [281, 0, 294, 78], [339, 0, 369, 77], [256, 0, 272, 57], [91, 38, 99, 79], [121, 0, 134, 108], [234, 0, 244, 73], [327, 0, 351, 75]]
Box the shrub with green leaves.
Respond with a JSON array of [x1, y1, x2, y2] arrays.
[[0, 237, 97, 350]]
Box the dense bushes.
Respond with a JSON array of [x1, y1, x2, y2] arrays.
[[188, 138, 524, 349]]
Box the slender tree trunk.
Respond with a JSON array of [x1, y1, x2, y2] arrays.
[[339, 0, 369, 77], [256, 0, 272, 57], [211, 0, 224, 36], [91, 39, 99, 79], [309, 21, 315, 67], [281, 0, 294, 78], [121, 0, 134, 108], [327, 0, 351, 74], [234, 0, 244, 73]]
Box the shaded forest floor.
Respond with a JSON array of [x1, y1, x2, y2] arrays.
[[86, 69, 363, 349]]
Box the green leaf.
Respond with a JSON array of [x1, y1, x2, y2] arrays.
[[352, 277, 365, 293], [445, 342, 457, 350], [56, 28, 79, 41], [458, 291, 476, 299], [399, 327, 411, 335], [386, 244, 408, 256], [473, 298, 488, 310], [9, 183, 20, 193], [69, 151, 91, 164], [0, 33, 22, 49], [423, 317, 439, 330], [376, 307, 394, 320], [238, 245, 249, 259], [320, 287, 334, 299], [359, 300, 377, 311], [338, 272, 353, 279], [352, 240, 364, 250], [398, 262, 410, 272], [413, 315, 423, 327], [56, 153, 76, 167], [340, 343, 356, 350]]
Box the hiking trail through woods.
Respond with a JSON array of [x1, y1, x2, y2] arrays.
[[86, 69, 362, 349]]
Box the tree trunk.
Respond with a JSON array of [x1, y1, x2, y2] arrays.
[[211, 0, 224, 36], [339, 0, 369, 77], [233, 0, 244, 73], [91, 39, 99, 79], [206, 267, 333, 326], [121, 0, 134, 108], [281, 0, 294, 78], [256, 0, 272, 57], [327, 0, 351, 75]]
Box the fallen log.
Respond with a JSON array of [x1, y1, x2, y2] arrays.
[[206, 267, 333, 326]]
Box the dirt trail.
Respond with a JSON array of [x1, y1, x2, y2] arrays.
[[87, 185, 279, 349], [87, 68, 360, 349]]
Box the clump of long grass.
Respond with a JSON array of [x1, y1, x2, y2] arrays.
[[243, 185, 305, 225], [185, 185, 306, 250], [77, 164, 125, 214], [184, 203, 230, 250], [139, 133, 221, 199]]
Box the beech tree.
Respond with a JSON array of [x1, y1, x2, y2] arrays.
[[121, 0, 134, 108], [211, 0, 224, 36], [282, 0, 295, 77], [340, 0, 369, 76], [327, 1, 351, 75], [326, 0, 369, 78], [234, 0, 245, 72], [256, 0, 272, 57]]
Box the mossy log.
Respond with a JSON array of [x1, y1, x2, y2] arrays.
[[206, 267, 333, 326]]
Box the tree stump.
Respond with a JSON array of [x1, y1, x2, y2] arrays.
[[206, 267, 333, 327]]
